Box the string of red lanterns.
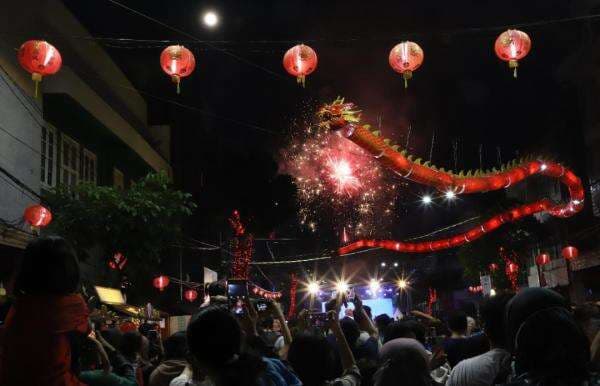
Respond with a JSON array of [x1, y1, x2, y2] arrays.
[[153, 275, 170, 291], [184, 289, 198, 302], [16, 29, 532, 99], [562, 245, 579, 260]]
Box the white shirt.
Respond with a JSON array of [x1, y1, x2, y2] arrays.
[[446, 348, 510, 386]]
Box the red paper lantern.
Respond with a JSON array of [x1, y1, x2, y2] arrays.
[[389, 41, 424, 88], [184, 289, 198, 302], [160, 45, 196, 94], [18, 40, 62, 97], [489, 263, 499, 272], [536, 253, 551, 266], [507, 262, 519, 274], [494, 29, 531, 78], [23, 204, 52, 227], [153, 275, 170, 291], [562, 246, 578, 260], [283, 44, 318, 87]]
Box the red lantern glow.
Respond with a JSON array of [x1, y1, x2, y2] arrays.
[[507, 262, 519, 274], [18, 40, 62, 97], [184, 289, 198, 302], [283, 44, 318, 87], [23, 204, 52, 227], [488, 263, 499, 272], [562, 246, 578, 260], [389, 41, 424, 88], [494, 29, 531, 78], [536, 253, 551, 266], [108, 252, 128, 270], [160, 45, 196, 94], [119, 321, 137, 333], [153, 275, 170, 291]]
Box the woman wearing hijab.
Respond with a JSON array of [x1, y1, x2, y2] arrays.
[[374, 338, 432, 386], [504, 288, 594, 386]]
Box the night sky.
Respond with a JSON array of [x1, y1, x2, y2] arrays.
[[62, 1, 594, 291]]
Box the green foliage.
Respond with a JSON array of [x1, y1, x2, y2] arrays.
[[44, 171, 196, 269]]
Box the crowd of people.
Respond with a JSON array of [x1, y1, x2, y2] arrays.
[[1, 236, 599, 386]]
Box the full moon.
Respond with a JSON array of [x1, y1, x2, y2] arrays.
[[202, 11, 219, 27]]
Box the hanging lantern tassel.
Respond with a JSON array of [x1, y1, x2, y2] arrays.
[[403, 71, 413, 89], [297, 75, 306, 88], [172, 75, 181, 94], [32, 73, 42, 98], [509, 60, 518, 78]]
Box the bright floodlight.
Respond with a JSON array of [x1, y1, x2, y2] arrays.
[[336, 281, 349, 293], [307, 282, 319, 295], [369, 279, 380, 292], [380, 262, 386, 267], [202, 11, 219, 27], [393, 262, 399, 267], [398, 279, 408, 289], [540, 163, 547, 171], [421, 195, 432, 204], [445, 190, 456, 200]]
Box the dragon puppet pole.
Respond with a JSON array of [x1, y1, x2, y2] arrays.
[[317, 98, 585, 255]]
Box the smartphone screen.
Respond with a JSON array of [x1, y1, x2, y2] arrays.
[[227, 280, 248, 316], [255, 301, 268, 313]]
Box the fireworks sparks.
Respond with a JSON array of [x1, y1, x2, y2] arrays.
[[280, 113, 401, 239]]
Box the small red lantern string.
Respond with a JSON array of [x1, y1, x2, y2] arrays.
[[494, 29, 531, 78], [500, 247, 520, 291], [184, 289, 198, 302], [287, 273, 298, 319], [18, 40, 62, 97], [488, 263, 499, 272], [160, 45, 196, 94], [562, 246, 578, 261], [153, 275, 170, 291], [23, 204, 52, 228], [389, 41, 424, 88], [283, 44, 318, 87]]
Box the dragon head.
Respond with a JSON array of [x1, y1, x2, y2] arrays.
[[316, 97, 361, 131]]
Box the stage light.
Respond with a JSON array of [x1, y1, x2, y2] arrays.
[[490, 288, 497, 297], [445, 190, 456, 200], [421, 195, 432, 204], [369, 279, 380, 292], [307, 282, 319, 295], [202, 11, 219, 27], [380, 262, 386, 267], [336, 281, 349, 293], [393, 262, 399, 267], [398, 279, 408, 289]]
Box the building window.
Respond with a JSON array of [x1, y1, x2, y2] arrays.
[[40, 125, 56, 187], [113, 168, 124, 190], [61, 134, 80, 188], [82, 149, 97, 185]]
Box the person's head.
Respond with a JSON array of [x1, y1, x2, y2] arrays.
[[15, 236, 80, 295], [447, 311, 468, 335], [272, 318, 281, 332], [260, 317, 274, 331], [374, 314, 392, 332], [164, 331, 188, 360], [480, 292, 514, 348], [288, 332, 336, 386], [383, 321, 416, 344], [374, 338, 431, 386], [344, 308, 354, 318], [403, 320, 427, 345], [187, 306, 265, 386], [505, 288, 590, 383], [120, 331, 143, 359], [339, 317, 361, 346], [466, 316, 476, 335]]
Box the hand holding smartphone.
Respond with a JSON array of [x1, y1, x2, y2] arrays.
[[227, 279, 248, 316]]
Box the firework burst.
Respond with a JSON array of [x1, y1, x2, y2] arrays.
[[280, 118, 400, 241]]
